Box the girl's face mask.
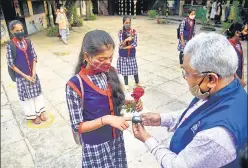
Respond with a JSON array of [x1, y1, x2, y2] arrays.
[[189, 15, 195, 20], [14, 31, 25, 40], [89, 59, 111, 74], [124, 24, 131, 30]]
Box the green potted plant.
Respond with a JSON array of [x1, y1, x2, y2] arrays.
[[200, 7, 216, 31], [148, 10, 157, 20]]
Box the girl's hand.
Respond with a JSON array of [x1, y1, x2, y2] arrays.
[[181, 40, 185, 47], [126, 37, 133, 41], [103, 115, 129, 131], [24, 74, 35, 83], [32, 71, 36, 82], [240, 79, 247, 87], [136, 99, 143, 112]]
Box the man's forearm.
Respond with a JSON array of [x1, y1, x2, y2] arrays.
[[160, 112, 181, 129]]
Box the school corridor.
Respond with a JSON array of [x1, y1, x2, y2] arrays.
[[1, 16, 247, 168]]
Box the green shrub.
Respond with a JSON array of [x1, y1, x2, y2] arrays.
[[231, 1, 242, 23], [90, 14, 97, 20], [148, 10, 157, 19], [221, 22, 232, 33], [47, 26, 59, 37]]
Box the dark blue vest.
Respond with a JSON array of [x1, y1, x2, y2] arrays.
[[69, 74, 121, 145], [183, 19, 195, 41], [119, 29, 136, 57], [169, 78, 247, 167], [15, 44, 34, 78]]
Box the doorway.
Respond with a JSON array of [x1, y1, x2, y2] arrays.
[[174, 0, 180, 15], [1, 0, 28, 36]]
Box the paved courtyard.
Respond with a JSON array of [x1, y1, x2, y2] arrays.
[[1, 16, 247, 168]]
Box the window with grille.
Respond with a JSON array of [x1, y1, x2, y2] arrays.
[[31, 0, 45, 15]]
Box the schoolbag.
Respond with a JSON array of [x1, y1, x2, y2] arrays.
[[177, 19, 195, 39], [177, 23, 182, 39], [71, 74, 84, 145], [7, 39, 31, 82]]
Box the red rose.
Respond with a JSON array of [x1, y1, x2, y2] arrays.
[[131, 87, 144, 102]]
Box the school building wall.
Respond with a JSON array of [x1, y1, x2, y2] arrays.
[[1, 19, 10, 44]]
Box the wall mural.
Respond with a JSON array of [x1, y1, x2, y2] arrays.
[[25, 14, 47, 35], [1, 19, 10, 44], [1, 23, 6, 37]]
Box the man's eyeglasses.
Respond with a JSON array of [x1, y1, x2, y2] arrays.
[[182, 69, 220, 79]]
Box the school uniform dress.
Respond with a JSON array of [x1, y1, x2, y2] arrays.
[[117, 29, 138, 76], [214, 3, 222, 23], [66, 67, 127, 168], [210, 2, 217, 19], [6, 39, 45, 120], [177, 18, 196, 52], [229, 39, 244, 79]]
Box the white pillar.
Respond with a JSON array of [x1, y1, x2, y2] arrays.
[[134, 0, 137, 18], [125, 0, 127, 15], [121, 0, 124, 15], [221, 2, 226, 22], [141, 0, 143, 14], [119, 0, 121, 15], [179, 0, 185, 16], [130, 0, 132, 15]]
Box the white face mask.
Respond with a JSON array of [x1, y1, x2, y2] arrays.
[[189, 15, 195, 20]]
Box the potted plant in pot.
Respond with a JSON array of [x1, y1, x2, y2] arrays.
[[148, 10, 157, 20]]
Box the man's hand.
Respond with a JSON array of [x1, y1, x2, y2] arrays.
[[141, 113, 161, 126], [132, 123, 151, 142]]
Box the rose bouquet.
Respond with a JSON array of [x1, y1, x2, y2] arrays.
[[123, 87, 144, 113]]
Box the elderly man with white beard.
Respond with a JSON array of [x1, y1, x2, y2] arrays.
[[132, 33, 247, 168]]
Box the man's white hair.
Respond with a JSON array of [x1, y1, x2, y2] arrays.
[[184, 32, 238, 78]]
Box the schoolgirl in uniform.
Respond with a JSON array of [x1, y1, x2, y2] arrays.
[[178, 8, 196, 67], [117, 16, 140, 90], [226, 22, 248, 87], [6, 20, 46, 124], [66, 30, 142, 168]]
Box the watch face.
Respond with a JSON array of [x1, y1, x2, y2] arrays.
[[132, 116, 142, 124]]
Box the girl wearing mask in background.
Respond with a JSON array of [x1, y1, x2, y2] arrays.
[[214, 1, 222, 24], [227, 22, 248, 87], [210, 0, 217, 21], [66, 30, 142, 167], [56, 7, 69, 45], [6, 20, 46, 124], [177, 8, 196, 67], [117, 16, 140, 91], [56, 8, 61, 39]]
